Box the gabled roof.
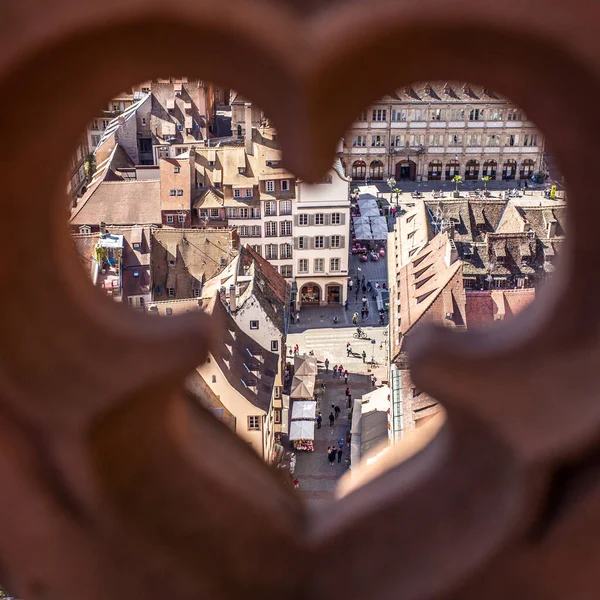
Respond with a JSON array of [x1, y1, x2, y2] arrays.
[[201, 294, 278, 412], [386, 81, 507, 104]]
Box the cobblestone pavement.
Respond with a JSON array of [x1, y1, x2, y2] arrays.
[[292, 369, 373, 504]]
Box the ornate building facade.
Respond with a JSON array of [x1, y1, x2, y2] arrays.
[[343, 81, 545, 184]]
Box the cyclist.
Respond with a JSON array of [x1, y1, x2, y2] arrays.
[[356, 327, 363, 337]]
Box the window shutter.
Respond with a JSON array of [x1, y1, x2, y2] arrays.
[[325, 237, 330, 249], [310, 237, 315, 250], [324, 214, 330, 226], [340, 236, 345, 249], [309, 214, 315, 226], [294, 215, 299, 226], [293, 237, 298, 249], [340, 213, 345, 225]]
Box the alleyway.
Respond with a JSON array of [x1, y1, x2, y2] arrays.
[[292, 368, 373, 504]]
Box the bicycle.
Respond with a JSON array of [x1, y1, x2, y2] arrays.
[[353, 329, 370, 340]]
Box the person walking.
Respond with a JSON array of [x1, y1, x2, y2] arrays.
[[345, 387, 350, 399], [293, 478, 300, 489], [344, 370, 348, 384], [347, 393, 352, 409], [332, 364, 338, 378], [348, 279, 353, 290], [338, 365, 343, 376], [324, 358, 329, 372], [338, 438, 344, 450], [337, 448, 343, 463], [327, 447, 334, 466], [346, 342, 352, 357], [362, 350, 367, 363], [316, 413, 322, 429], [352, 313, 358, 325], [362, 275, 365, 285], [365, 306, 369, 318], [362, 296, 367, 307], [370, 374, 376, 388], [329, 413, 335, 427], [344, 300, 349, 311], [321, 382, 326, 394], [334, 404, 340, 419]]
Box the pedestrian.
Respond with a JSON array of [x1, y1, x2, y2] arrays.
[[375, 282, 380, 289], [296, 313, 300, 324], [324, 358, 329, 372], [321, 382, 326, 394], [338, 365, 343, 376], [329, 447, 336, 466], [329, 413, 335, 427], [316, 413, 322, 429], [294, 344, 299, 355], [346, 432, 351, 446], [362, 350, 367, 363], [362, 284, 367, 294], [346, 342, 351, 357], [352, 313, 358, 325], [349, 279, 353, 290], [344, 370, 348, 384], [338, 438, 344, 450], [337, 448, 343, 463], [332, 364, 338, 378], [362, 296, 367, 307], [365, 306, 369, 318], [362, 275, 365, 284], [345, 387, 350, 397], [344, 300, 349, 311], [293, 478, 299, 489], [355, 289, 359, 301], [370, 374, 376, 388], [347, 393, 352, 408], [334, 404, 340, 419]]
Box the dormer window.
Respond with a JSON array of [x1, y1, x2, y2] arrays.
[[238, 167, 246, 175], [208, 160, 215, 167], [79, 225, 91, 235], [497, 255, 505, 264]]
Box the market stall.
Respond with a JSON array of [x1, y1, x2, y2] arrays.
[[294, 355, 318, 377], [290, 375, 315, 399], [353, 217, 372, 241], [369, 216, 389, 240], [291, 401, 317, 421], [289, 419, 315, 452]]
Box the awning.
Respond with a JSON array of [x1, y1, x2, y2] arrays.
[[289, 420, 315, 441], [290, 375, 315, 399], [360, 206, 380, 218], [291, 401, 316, 420], [294, 355, 318, 376]]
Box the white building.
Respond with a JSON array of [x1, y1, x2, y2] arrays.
[[293, 159, 351, 309]]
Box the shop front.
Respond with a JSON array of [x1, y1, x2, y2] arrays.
[[300, 283, 321, 306], [327, 284, 342, 305]]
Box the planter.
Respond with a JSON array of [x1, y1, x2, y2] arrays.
[[453, 191, 460, 198]]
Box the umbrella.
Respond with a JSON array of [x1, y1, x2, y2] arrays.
[[290, 375, 315, 399], [294, 355, 317, 376], [289, 420, 315, 441], [291, 401, 316, 420]]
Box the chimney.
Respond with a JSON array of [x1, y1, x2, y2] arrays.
[[244, 103, 253, 156], [219, 285, 227, 305], [444, 237, 458, 267], [229, 284, 237, 312], [100, 221, 107, 236]]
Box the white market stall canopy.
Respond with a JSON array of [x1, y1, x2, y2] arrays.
[[291, 401, 316, 420], [289, 420, 315, 441], [357, 185, 381, 201], [294, 354, 318, 376], [359, 205, 380, 218], [290, 375, 315, 399]]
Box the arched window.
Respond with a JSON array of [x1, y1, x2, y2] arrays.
[[483, 160, 497, 179], [352, 160, 366, 180], [521, 159, 535, 179], [236, 124, 242, 136], [465, 159, 480, 180], [428, 160, 442, 181], [503, 160, 517, 180], [369, 160, 384, 181], [445, 159, 460, 180]]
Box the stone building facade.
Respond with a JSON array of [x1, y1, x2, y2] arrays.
[[343, 81, 545, 184]]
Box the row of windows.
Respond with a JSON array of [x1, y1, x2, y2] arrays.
[[359, 107, 525, 123], [353, 133, 539, 148], [226, 207, 262, 219], [265, 180, 291, 193], [297, 258, 341, 273], [296, 235, 344, 249], [166, 214, 186, 224], [224, 201, 293, 219], [296, 213, 344, 226], [264, 200, 292, 216]]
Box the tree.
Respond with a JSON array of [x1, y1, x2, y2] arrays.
[[392, 187, 402, 204], [452, 175, 463, 195], [84, 153, 96, 181], [482, 175, 492, 191]]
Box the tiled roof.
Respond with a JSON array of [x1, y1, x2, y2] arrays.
[[202, 294, 278, 412], [465, 289, 536, 326], [380, 81, 508, 104], [69, 180, 161, 226], [151, 228, 237, 301], [241, 245, 290, 333], [185, 370, 236, 432]]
